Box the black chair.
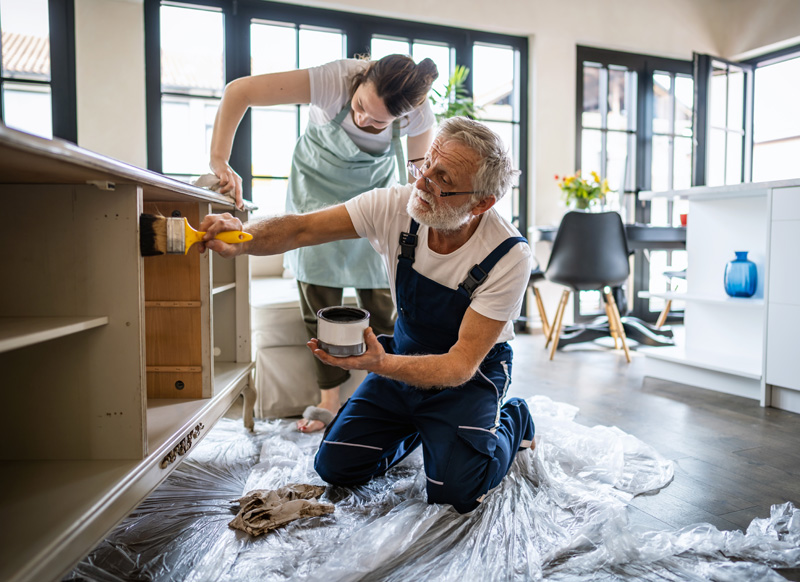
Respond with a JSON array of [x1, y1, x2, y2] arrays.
[[544, 211, 631, 362]]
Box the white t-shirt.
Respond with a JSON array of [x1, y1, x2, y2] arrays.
[[345, 185, 533, 343], [308, 59, 435, 155]]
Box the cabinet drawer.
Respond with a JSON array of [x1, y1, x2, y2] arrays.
[[766, 302, 800, 391], [772, 187, 800, 220]]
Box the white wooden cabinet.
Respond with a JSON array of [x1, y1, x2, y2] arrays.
[[0, 126, 256, 582], [765, 186, 800, 410], [638, 178, 800, 411]]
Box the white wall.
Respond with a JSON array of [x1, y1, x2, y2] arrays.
[[725, 0, 800, 59], [75, 0, 147, 168]]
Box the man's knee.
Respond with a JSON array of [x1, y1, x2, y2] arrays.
[[426, 482, 483, 514], [314, 442, 374, 486]]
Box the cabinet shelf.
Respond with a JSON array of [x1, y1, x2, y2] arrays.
[[0, 361, 253, 582], [639, 345, 762, 379], [212, 282, 236, 295], [0, 316, 109, 353], [638, 291, 764, 307]]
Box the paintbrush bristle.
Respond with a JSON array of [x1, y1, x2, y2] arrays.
[[140, 213, 167, 256]]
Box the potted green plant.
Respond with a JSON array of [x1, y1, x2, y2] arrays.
[[429, 65, 480, 121], [555, 170, 612, 211]]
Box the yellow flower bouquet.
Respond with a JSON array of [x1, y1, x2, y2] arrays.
[[555, 170, 612, 210]]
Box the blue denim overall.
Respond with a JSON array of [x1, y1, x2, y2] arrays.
[[315, 219, 535, 513]]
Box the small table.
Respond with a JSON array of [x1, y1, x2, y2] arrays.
[[534, 223, 686, 250]]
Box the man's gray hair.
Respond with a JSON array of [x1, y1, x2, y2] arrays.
[[436, 116, 519, 202]]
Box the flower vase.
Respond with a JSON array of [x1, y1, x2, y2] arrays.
[[572, 198, 591, 211], [723, 251, 757, 298]]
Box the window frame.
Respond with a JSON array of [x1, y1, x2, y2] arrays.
[[0, 0, 77, 142], [741, 43, 800, 182], [692, 52, 754, 187], [575, 46, 692, 322], [144, 0, 528, 235]]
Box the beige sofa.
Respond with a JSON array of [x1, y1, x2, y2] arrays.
[[250, 255, 365, 419]]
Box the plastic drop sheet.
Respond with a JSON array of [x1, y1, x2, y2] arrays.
[[67, 396, 800, 581]]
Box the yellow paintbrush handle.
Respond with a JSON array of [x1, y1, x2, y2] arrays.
[[209, 230, 253, 244], [182, 218, 253, 254]]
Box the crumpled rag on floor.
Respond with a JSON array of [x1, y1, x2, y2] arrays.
[[229, 484, 334, 536]]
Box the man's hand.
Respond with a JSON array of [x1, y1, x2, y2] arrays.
[[308, 327, 387, 373], [198, 212, 246, 257]]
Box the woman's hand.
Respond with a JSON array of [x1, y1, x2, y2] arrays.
[[307, 327, 387, 373], [210, 158, 244, 210], [198, 212, 246, 257]]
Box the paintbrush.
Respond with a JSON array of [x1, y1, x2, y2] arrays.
[[140, 214, 253, 256]]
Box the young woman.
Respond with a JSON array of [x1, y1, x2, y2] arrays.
[[209, 54, 439, 432]]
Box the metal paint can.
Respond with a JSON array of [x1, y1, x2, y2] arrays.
[[316, 306, 370, 357]]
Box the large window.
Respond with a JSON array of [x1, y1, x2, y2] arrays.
[[145, 0, 528, 234], [748, 48, 800, 182], [0, 0, 75, 141], [576, 47, 692, 321], [250, 21, 347, 218]]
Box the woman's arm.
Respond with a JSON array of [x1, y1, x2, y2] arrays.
[[209, 69, 312, 208]]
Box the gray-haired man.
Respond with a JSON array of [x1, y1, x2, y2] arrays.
[[201, 117, 535, 513]]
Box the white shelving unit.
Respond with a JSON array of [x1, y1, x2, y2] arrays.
[[0, 126, 256, 582], [638, 179, 800, 409]]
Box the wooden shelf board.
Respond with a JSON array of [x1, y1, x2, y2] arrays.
[[639, 345, 762, 379], [212, 282, 237, 295], [638, 291, 764, 307], [147, 361, 252, 453], [0, 316, 109, 353]]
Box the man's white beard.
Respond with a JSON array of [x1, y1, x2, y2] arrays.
[[406, 187, 473, 233]]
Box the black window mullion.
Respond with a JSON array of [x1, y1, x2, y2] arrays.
[[49, 0, 77, 142], [227, 2, 252, 202], [144, 0, 162, 172], [516, 44, 528, 238]]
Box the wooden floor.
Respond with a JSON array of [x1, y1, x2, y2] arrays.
[[507, 327, 800, 579]]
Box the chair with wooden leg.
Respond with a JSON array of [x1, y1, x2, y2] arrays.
[[654, 268, 686, 328], [543, 211, 632, 363], [527, 265, 550, 338]]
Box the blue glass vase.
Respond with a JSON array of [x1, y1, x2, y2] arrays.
[[724, 251, 757, 298]]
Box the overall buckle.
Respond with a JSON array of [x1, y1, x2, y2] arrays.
[[399, 232, 418, 260], [460, 264, 489, 295]]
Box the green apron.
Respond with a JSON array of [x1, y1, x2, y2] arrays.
[[284, 101, 407, 288]]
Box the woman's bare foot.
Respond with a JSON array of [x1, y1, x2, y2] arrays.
[[297, 387, 341, 433]]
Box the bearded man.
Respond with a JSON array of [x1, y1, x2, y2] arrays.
[[200, 117, 535, 513]]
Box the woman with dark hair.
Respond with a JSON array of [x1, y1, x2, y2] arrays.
[[209, 54, 439, 432]]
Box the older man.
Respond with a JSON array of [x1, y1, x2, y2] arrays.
[[201, 117, 535, 513]]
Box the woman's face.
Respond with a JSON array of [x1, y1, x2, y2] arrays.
[[351, 82, 395, 131]]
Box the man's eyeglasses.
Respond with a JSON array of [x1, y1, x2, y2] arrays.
[[407, 158, 478, 197]]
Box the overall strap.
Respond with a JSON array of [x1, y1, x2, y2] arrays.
[[398, 219, 421, 264], [458, 236, 528, 298], [392, 120, 407, 185], [332, 100, 352, 125]]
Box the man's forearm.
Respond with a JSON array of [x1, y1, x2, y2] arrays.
[[241, 214, 305, 256], [376, 350, 479, 389], [237, 204, 359, 256]]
